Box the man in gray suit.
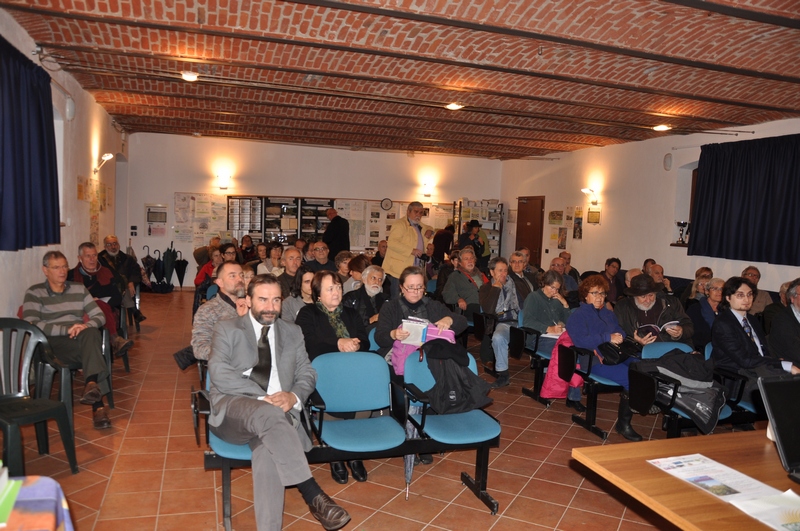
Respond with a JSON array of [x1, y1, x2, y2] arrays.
[[208, 274, 350, 531]]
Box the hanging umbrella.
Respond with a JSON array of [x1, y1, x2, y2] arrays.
[[163, 241, 178, 287], [174, 250, 189, 289], [404, 405, 422, 500], [152, 250, 164, 283], [141, 245, 155, 282], [126, 238, 138, 263]]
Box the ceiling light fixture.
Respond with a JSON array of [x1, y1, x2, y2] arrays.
[[581, 188, 598, 205], [181, 71, 198, 82], [445, 102, 464, 111], [93, 153, 114, 174], [653, 124, 672, 132]]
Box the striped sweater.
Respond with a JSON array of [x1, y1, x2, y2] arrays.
[[22, 281, 106, 336]]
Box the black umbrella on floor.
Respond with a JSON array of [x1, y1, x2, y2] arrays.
[[163, 241, 177, 287], [141, 245, 155, 283], [174, 250, 189, 289], [149, 250, 173, 293]]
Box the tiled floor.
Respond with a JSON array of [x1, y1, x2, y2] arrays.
[[18, 290, 692, 530]]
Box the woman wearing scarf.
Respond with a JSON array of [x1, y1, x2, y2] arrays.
[[479, 257, 521, 388], [295, 270, 370, 485]]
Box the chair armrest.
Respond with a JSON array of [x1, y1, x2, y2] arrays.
[[306, 389, 326, 411], [574, 347, 596, 377], [649, 372, 681, 410], [713, 367, 747, 405], [404, 382, 430, 405]]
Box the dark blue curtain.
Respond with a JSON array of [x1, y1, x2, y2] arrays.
[[0, 35, 61, 251], [688, 133, 800, 266]]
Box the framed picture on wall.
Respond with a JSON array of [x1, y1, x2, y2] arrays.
[[587, 208, 601, 224]]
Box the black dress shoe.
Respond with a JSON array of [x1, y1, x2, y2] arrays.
[[566, 399, 586, 412], [173, 348, 198, 370], [347, 460, 367, 482], [80, 381, 102, 405], [418, 453, 434, 465], [93, 407, 112, 430], [133, 310, 147, 323], [330, 461, 348, 484], [307, 492, 351, 531]]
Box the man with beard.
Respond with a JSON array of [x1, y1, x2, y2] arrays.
[[174, 262, 249, 369], [208, 274, 351, 531], [342, 265, 389, 330], [98, 234, 147, 323], [614, 274, 693, 349], [277, 247, 303, 298]]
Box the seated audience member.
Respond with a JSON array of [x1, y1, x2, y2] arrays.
[[70, 242, 133, 356], [294, 238, 311, 262], [219, 243, 240, 264], [478, 257, 521, 388], [517, 247, 539, 273], [550, 256, 578, 291], [458, 220, 485, 261], [768, 278, 800, 366], [741, 266, 773, 314], [343, 265, 388, 330], [686, 277, 725, 350], [509, 251, 538, 306], [523, 270, 582, 411], [560, 251, 580, 285], [206, 275, 351, 531], [333, 251, 353, 285], [375, 266, 468, 359], [371, 240, 387, 267], [239, 235, 257, 263], [23, 251, 112, 429], [433, 250, 458, 303], [649, 264, 673, 295], [442, 247, 487, 321], [307, 241, 337, 273], [257, 243, 284, 276], [249, 242, 269, 270], [193, 235, 221, 271], [679, 267, 713, 308], [642, 258, 656, 275], [277, 247, 303, 298], [711, 277, 799, 407], [295, 270, 369, 485], [602, 257, 625, 306], [763, 281, 791, 335], [624, 268, 642, 288], [190, 262, 248, 363], [567, 275, 642, 441], [194, 246, 222, 287], [614, 274, 693, 349], [343, 254, 370, 294], [242, 264, 255, 290], [99, 234, 146, 323], [281, 265, 315, 324]]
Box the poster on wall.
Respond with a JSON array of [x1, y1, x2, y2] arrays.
[[558, 227, 568, 249], [548, 211, 563, 225], [549, 227, 560, 248], [174, 192, 228, 247], [145, 204, 168, 237], [587, 207, 602, 225], [564, 206, 575, 229]]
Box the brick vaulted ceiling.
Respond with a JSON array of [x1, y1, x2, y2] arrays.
[[4, 1, 800, 159]]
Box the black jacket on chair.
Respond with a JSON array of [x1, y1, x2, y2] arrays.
[[295, 303, 369, 360], [711, 308, 781, 374], [768, 305, 800, 366]]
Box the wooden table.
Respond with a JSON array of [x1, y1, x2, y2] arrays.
[[572, 430, 796, 530]]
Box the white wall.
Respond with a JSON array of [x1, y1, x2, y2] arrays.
[[0, 10, 122, 317], [501, 118, 800, 291], [124, 133, 502, 274]]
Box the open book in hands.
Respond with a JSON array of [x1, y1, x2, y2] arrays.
[[637, 320, 680, 337], [400, 317, 430, 346]]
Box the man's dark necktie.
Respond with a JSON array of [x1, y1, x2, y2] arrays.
[[250, 325, 272, 390], [742, 318, 754, 342]]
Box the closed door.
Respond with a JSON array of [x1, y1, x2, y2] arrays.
[[515, 196, 545, 268]]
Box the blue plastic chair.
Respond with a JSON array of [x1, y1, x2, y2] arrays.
[[641, 342, 693, 359], [368, 328, 379, 352], [310, 352, 406, 453]]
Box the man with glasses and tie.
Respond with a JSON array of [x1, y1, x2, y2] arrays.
[[208, 274, 350, 531], [711, 276, 800, 407]]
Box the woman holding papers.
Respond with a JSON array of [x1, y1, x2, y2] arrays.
[[375, 266, 468, 359], [566, 275, 643, 441], [295, 270, 369, 485]]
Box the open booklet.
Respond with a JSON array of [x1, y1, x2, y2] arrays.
[[648, 453, 800, 530], [637, 320, 680, 337], [400, 317, 430, 346]]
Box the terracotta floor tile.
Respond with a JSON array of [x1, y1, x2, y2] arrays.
[[520, 478, 579, 506], [503, 496, 567, 528], [106, 470, 164, 494], [159, 487, 218, 514], [156, 512, 219, 530], [431, 503, 506, 531], [556, 506, 623, 530], [98, 491, 161, 519], [93, 516, 158, 531]]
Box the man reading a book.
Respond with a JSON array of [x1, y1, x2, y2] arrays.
[[614, 274, 693, 349]]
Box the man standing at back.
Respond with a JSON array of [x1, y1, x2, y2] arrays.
[[208, 275, 350, 531], [23, 251, 112, 429], [323, 208, 350, 259], [383, 202, 433, 298]]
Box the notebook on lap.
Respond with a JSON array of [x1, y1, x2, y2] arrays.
[[757, 374, 800, 484]]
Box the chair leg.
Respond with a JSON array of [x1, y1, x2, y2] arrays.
[[102, 332, 116, 409], [4, 425, 25, 477], [61, 369, 75, 438], [120, 351, 130, 373], [521, 357, 551, 407], [222, 460, 233, 531], [55, 409, 79, 474], [461, 445, 499, 515], [572, 382, 609, 440], [34, 420, 50, 455]]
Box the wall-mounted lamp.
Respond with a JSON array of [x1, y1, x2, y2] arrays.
[[581, 188, 598, 205], [93, 153, 114, 174], [217, 173, 231, 190]]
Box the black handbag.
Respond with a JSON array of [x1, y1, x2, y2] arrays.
[[596, 339, 640, 365]]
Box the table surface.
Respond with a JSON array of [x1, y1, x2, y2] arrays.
[[572, 430, 797, 531], [7, 476, 74, 531]]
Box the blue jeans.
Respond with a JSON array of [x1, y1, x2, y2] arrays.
[[492, 322, 512, 371]]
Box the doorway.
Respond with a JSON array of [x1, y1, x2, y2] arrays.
[[515, 196, 545, 268]]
